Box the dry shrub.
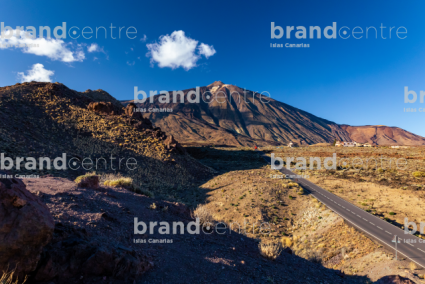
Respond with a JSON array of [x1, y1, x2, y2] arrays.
[[413, 171, 425, 178], [74, 172, 99, 189], [281, 236, 293, 247], [103, 176, 154, 197], [74, 171, 97, 183], [0, 269, 26, 284], [104, 177, 133, 188], [149, 203, 157, 210], [304, 249, 322, 264], [192, 204, 215, 226], [325, 248, 341, 260], [288, 182, 298, 188], [100, 172, 123, 183], [409, 261, 418, 271], [259, 240, 283, 260]]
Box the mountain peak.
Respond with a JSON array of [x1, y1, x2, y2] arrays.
[[207, 81, 225, 87]]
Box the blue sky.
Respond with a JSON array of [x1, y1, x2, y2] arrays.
[[1, 0, 424, 136]]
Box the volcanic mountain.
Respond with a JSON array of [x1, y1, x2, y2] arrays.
[[122, 81, 425, 146]]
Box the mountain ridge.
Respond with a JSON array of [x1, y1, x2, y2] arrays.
[[122, 81, 425, 146]]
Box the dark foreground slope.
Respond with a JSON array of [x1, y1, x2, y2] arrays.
[[23, 176, 369, 284]]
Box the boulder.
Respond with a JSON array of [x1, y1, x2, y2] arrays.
[[123, 103, 153, 130], [87, 102, 114, 115], [135, 119, 154, 130], [164, 135, 185, 153], [0, 172, 54, 278], [124, 102, 139, 117]]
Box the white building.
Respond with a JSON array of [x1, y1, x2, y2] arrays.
[[343, 142, 356, 147], [288, 142, 299, 148]]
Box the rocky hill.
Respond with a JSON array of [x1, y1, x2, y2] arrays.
[[122, 81, 425, 146], [0, 82, 212, 197], [340, 125, 425, 146]]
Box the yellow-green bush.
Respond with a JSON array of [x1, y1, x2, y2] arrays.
[[74, 172, 97, 184], [413, 171, 425, 178], [281, 236, 293, 247], [288, 182, 298, 188], [104, 177, 154, 197], [259, 240, 282, 260], [104, 177, 133, 188]]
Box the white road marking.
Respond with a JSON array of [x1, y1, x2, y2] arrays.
[[268, 161, 425, 269], [385, 231, 392, 235], [363, 218, 368, 221]]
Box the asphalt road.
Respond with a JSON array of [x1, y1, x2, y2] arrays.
[[258, 150, 425, 268]]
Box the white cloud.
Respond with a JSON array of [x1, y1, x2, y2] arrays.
[[0, 30, 85, 62], [87, 43, 106, 56], [127, 61, 135, 66], [140, 34, 147, 42], [17, 63, 54, 82], [198, 43, 216, 58], [146, 30, 216, 71], [88, 43, 99, 52]]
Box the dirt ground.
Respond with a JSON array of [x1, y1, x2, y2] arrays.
[[191, 146, 425, 283], [21, 174, 366, 284], [14, 145, 425, 283]]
